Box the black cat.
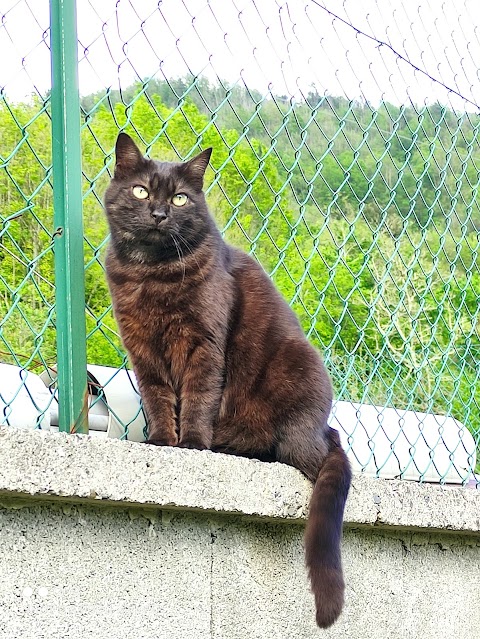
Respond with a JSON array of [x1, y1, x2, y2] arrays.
[[104, 133, 352, 628]]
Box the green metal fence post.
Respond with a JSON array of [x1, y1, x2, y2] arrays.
[[49, 0, 88, 434]]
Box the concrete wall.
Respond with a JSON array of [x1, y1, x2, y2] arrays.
[[0, 427, 479, 639]]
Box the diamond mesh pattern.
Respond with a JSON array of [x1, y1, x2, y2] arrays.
[[0, 2, 55, 370], [0, 0, 479, 483]]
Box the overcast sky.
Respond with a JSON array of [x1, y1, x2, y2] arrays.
[[1, 0, 479, 111]]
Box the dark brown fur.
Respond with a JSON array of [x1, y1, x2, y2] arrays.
[[104, 133, 352, 628]]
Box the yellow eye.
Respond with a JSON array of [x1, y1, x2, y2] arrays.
[[132, 185, 149, 199], [172, 193, 188, 207]]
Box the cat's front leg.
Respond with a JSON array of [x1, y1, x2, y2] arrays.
[[139, 381, 178, 447], [177, 354, 224, 450]]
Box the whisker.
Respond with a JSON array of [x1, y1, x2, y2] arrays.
[[174, 232, 207, 283], [171, 234, 186, 291]]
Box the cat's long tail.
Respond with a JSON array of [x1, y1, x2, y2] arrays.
[[304, 427, 352, 629]]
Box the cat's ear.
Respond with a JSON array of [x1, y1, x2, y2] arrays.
[[114, 133, 145, 178], [182, 148, 212, 191]]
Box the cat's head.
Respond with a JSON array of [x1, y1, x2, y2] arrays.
[[104, 133, 214, 262]]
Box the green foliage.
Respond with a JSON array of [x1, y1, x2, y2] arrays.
[[1, 78, 479, 461]]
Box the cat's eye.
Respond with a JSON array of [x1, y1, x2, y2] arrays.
[[172, 193, 188, 207], [132, 185, 149, 200]]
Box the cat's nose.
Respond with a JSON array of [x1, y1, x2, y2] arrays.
[[151, 209, 167, 223]]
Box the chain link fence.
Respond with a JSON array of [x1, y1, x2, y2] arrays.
[[1, 0, 479, 485]]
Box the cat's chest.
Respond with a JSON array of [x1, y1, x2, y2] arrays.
[[112, 279, 202, 369], [115, 280, 189, 328]]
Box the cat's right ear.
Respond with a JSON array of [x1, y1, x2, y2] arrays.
[[114, 133, 145, 178], [181, 148, 213, 191]]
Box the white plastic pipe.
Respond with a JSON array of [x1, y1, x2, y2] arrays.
[[329, 401, 476, 484], [0, 363, 51, 430]]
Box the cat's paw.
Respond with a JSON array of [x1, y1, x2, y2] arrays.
[[178, 437, 210, 451], [145, 436, 178, 447]]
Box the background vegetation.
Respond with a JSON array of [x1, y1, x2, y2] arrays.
[[1, 77, 479, 455]]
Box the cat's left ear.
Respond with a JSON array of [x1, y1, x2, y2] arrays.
[[114, 133, 145, 178], [182, 148, 212, 191]]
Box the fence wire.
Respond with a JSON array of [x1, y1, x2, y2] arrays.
[[0, 0, 479, 485]]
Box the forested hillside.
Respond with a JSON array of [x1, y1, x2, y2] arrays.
[[1, 76, 479, 442]]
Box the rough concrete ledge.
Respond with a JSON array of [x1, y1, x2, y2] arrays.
[[0, 426, 478, 534]]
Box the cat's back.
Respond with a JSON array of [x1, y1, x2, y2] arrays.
[[223, 244, 306, 340]]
